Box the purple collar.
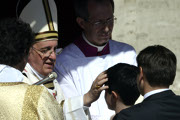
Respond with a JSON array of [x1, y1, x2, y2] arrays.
[[74, 36, 110, 57]]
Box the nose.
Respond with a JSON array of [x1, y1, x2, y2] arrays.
[[103, 24, 111, 33], [104, 25, 110, 32], [49, 51, 56, 60]]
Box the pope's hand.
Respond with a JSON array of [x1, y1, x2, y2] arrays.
[[83, 71, 109, 107]]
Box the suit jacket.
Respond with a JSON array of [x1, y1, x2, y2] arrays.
[[113, 90, 180, 120]]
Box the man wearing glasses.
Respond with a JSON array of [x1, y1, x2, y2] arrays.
[[54, 0, 137, 119], [18, 0, 61, 101], [19, 0, 109, 119]]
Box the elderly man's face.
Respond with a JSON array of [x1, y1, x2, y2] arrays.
[[28, 40, 58, 76]]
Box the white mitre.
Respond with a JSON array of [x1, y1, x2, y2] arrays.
[[19, 0, 58, 42]]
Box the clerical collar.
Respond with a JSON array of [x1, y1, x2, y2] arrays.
[[82, 33, 107, 52], [74, 34, 110, 57]]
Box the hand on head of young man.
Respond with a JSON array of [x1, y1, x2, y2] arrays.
[[84, 71, 109, 106]]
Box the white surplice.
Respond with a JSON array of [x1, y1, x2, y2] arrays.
[[54, 39, 137, 120]]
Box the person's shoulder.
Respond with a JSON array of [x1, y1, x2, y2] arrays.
[[175, 94, 180, 99], [26, 84, 46, 94], [56, 44, 74, 59], [109, 40, 136, 56], [113, 102, 151, 120], [56, 43, 83, 63], [25, 85, 55, 102], [2, 83, 46, 97], [59, 43, 79, 55], [109, 40, 135, 51], [0, 82, 29, 89]]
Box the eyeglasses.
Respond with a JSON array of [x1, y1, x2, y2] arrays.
[[32, 46, 57, 58], [87, 16, 117, 28]]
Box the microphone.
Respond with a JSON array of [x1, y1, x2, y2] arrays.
[[33, 72, 57, 85]]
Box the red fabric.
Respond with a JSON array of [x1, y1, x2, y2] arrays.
[[74, 36, 110, 57]]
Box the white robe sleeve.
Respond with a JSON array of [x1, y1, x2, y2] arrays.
[[63, 96, 91, 120], [54, 63, 91, 119], [54, 63, 81, 98]]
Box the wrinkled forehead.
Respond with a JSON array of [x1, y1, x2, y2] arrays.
[[33, 40, 58, 48]]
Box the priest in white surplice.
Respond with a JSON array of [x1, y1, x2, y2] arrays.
[[54, 0, 138, 119]]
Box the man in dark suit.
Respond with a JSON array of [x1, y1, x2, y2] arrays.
[[113, 45, 180, 120]]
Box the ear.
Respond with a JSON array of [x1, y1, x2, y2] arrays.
[[111, 91, 118, 101], [137, 67, 145, 94], [110, 91, 118, 109], [28, 47, 34, 59], [138, 67, 144, 82], [29, 47, 34, 54], [76, 17, 86, 29]]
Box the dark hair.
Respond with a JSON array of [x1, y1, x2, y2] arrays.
[[137, 45, 177, 87], [106, 63, 140, 106], [0, 18, 35, 67], [73, 0, 114, 20]]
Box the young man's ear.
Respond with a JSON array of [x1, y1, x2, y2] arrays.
[[111, 91, 118, 100], [138, 67, 144, 82], [110, 91, 118, 109], [76, 17, 86, 29]]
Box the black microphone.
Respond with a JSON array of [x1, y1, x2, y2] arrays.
[[33, 72, 57, 85]]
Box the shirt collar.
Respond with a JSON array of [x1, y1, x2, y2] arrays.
[[144, 88, 170, 99], [74, 34, 110, 57], [0, 64, 24, 82]]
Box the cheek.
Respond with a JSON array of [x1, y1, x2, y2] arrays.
[[87, 26, 97, 34], [105, 91, 108, 102], [35, 60, 44, 71], [105, 92, 111, 107], [30, 54, 44, 71], [36, 57, 44, 67]]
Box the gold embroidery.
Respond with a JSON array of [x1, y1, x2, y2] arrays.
[[68, 99, 75, 120], [21, 85, 43, 119], [35, 32, 58, 40], [0, 82, 24, 86], [44, 82, 54, 88]]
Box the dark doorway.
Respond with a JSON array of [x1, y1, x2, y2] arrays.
[[56, 0, 81, 48], [0, 0, 81, 48]]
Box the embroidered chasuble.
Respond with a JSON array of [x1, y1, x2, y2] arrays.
[[23, 63, 64, 103], [23, 63, 91, 120], [0, 82, 63, 120]]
